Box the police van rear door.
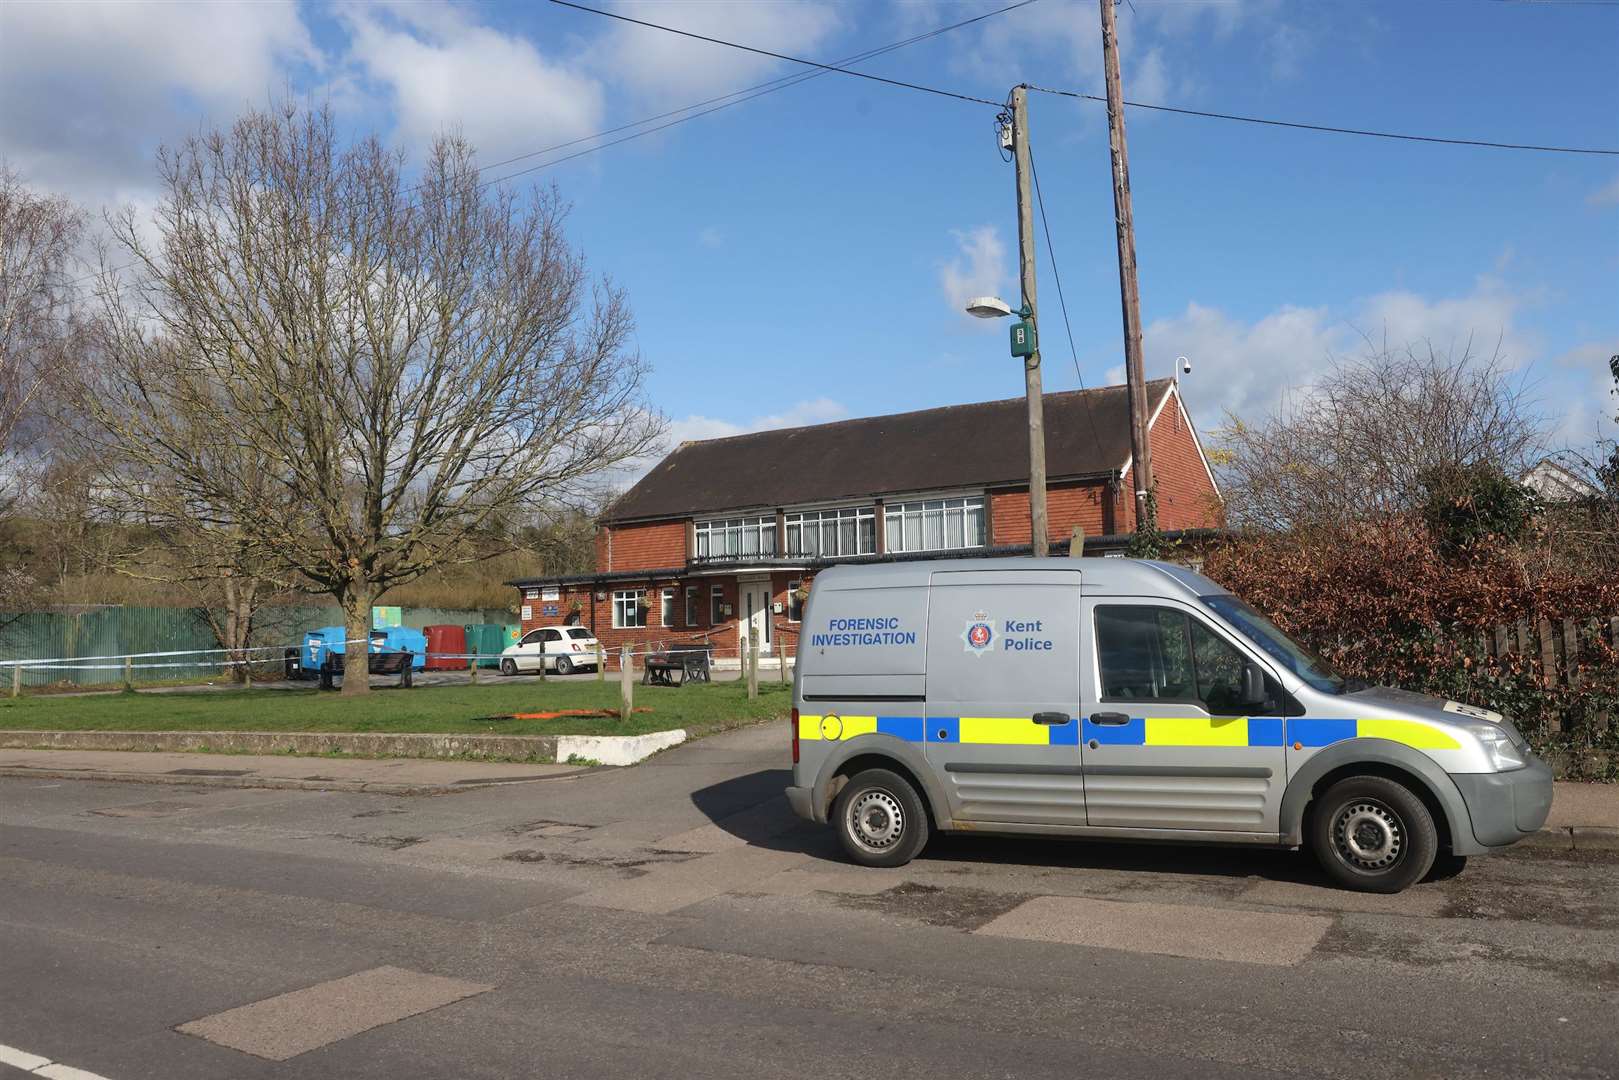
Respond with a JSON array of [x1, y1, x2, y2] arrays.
[[923, 568, 1084, 826]]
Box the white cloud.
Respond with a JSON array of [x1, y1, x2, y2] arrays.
[[664, 398, 850, 447], [939, 225, 1010, 328], [1544, 340, 1619, 453], [596, 1, 840, 103], [1588, 174, 1619, 208], [0, 0, 320, 206], [1141, 279, 1540, 432], [340, 4, 605, 164]]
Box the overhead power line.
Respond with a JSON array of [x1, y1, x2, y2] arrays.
[[1025, 138, 1107, 467], [546, 0, 1005, 107], [1025, 83, 1619, 156], [58, 1, 1036, 295]]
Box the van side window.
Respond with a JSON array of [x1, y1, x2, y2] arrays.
[[1096, 605, 1257, 715]]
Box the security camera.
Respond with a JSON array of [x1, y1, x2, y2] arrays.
[[1178, 356, 1191, 375]]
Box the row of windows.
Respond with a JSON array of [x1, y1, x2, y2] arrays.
[[694, 497, 987, 560], [609, 583, 804, 629]]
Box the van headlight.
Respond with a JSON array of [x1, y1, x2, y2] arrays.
[[1464, 722, 1529, 771]]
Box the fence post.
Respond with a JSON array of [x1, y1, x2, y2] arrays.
[[597, 643, 605, 681], [538, 645, 547, 683], [777, 632, 787, 685], [123, 656, 134, 692], [469, 655, 479, 684], [1562, 618, 1580, 690], [619, 645, 633, 721], [747, 634, 759, 700], [1537, 618, 1558, 690], [10, 664, 20, 699], [1494, 625, 1510, 657]]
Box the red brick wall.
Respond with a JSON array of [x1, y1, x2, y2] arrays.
[[601, 520, 686, 571], [990, 480, 1111, 546], [1117, 390, 1222, 532]]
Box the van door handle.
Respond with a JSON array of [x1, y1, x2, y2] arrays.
[[1089, 712, 1131, 726], [1033, 712, 1071, 726]]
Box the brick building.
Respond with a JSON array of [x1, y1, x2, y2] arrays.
[[510, 378, 1220, 666]]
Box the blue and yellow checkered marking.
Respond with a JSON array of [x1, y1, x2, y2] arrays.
[[799, 713, 1458, 751]]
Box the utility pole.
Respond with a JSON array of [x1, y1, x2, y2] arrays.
[[1009, 86, 1050, 557], [1100, 0, 1154, 526]]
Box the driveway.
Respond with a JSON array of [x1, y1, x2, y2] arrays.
[[2, 723, 1616, 1079]]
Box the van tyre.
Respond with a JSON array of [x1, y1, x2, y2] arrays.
[[834, 768, 929, 869], [1310, 775, 1438, 893], [500, 658, 517, 677]]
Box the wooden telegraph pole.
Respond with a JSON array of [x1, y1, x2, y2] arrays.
[[1009, 86, 1049, 557], [1100, 0, 1154, 525]]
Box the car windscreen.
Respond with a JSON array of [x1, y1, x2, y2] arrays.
[[1199, 594, 1346, 695], [566, 628, 593, 640]]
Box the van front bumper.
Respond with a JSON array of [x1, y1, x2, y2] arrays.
[[1450, 755, 1555, 850], [785, 784, 817, 823]]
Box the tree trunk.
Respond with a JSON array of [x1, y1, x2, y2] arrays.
[[223, 575, 247, 684], [340, 583, 374, 697]]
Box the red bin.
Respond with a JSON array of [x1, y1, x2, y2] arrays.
[[423, 624, 469, 670]]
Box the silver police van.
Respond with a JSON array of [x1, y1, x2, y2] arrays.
[[786, 558, 1553, 893]]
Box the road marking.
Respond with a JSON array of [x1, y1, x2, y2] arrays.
[[0, 1043, 114, 1080], [176, 966, 492, 1061], [0, 1045, 52, 1072], [975, 895, 1333, 966]]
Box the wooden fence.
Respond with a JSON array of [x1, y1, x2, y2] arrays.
[[1470, 614, 1619, 691]]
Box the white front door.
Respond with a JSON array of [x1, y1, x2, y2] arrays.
[[739, 579, 771, 660]]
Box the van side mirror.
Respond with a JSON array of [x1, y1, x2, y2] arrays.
[[1241, 662, 1267, 710]]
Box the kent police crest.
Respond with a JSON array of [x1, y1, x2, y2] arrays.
[[962, 611, 994, 656]]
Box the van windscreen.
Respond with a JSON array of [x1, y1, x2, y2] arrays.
[[1199, 594, 1346, 695]]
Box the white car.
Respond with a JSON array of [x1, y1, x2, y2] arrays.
[[499, 625, 601, 676]]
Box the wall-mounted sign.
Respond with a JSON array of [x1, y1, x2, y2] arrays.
[[521, 605, 532, 620], [524, 588, 539, 600], [541, 586, 560, 602]]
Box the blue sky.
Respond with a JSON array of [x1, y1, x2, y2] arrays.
[[4, 0, 1617, 458]]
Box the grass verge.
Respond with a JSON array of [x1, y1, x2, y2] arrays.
[[0, 680, 790, 739]]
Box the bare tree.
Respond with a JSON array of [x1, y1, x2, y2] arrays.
[[84, 106, 663, 693], [1214, 339, 1543, 531]]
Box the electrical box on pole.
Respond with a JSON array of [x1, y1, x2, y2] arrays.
[[1009, 319, 1037, 357]]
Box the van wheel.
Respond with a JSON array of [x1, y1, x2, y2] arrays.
[[833, 768, 929, 869], [555, 656, 575, 676], [499, 659, 517, 677], [1310, 775, 1437, 893]]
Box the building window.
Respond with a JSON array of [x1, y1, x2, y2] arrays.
[[612, 589, 646, 629], [694, 516, 776, 560], [660, 588, 676, 627], [685, 586, 699, 627], [884, 496, 986, 553], [710, 584, 725, 625], [787, 579, 803, 622], [783, 506, 875, 558]]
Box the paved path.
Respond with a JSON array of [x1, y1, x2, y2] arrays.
[[3, 723, 1617, 1079]]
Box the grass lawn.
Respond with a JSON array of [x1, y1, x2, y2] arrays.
[[0, 680, 791, 739]]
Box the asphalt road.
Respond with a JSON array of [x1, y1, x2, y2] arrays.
[[3, 723, 1616, 1080]]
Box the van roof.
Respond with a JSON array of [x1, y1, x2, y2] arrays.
[[814, 556, 1227, 601]]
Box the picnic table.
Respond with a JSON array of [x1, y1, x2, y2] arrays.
[[643, 643, 712, 686]]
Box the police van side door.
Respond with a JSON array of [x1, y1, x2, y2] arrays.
[[1079, 598, 1287, 834], [923, 569, 1084, 826]]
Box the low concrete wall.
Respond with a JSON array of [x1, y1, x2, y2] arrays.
[[556, 729, 687, 766], [0, 730, 560, 762], [0, 728, 694, 766]]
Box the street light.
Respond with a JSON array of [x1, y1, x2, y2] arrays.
[[964, 295, 1037, 358], [966, 294, 1046, 557]]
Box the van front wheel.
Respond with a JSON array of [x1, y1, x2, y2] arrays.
[[1310, 775, 1437, 893], [834, 768, 929, 868]]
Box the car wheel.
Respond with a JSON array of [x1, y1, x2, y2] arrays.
[[833, 768, 930, 869], [499, 658, 517, 677], [1310, 775, 1438, 893], [555, 656, 575, 676]]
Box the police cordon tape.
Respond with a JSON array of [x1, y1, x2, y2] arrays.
[[0, 638, 783, 672]]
